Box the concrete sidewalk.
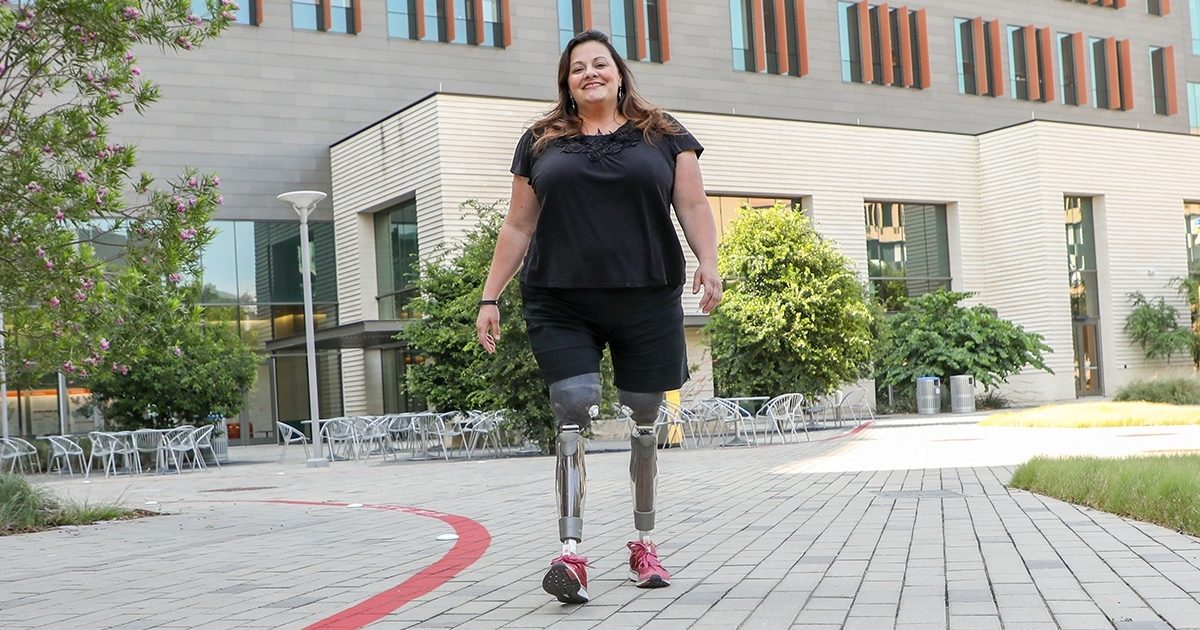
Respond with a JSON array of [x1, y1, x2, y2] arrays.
[[2, 419, 1199, 629]]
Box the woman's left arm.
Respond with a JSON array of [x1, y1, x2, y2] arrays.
[[672, 150, 722, 314]]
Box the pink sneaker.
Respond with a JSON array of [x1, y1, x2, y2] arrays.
[[542, 552, 591, 603], [628, 541, 671, 588]]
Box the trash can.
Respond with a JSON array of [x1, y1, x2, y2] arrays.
[[950, 375, 976, 413], [916, 377, 941, 415]]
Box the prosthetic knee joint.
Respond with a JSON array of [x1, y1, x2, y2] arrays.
[[550, 374, 601, 543], [620, 390, 664, 537]]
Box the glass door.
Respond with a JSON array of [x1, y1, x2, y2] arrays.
[[1072, 321, 1103, 396]]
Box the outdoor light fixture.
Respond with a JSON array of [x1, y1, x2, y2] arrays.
[[278, 190, 329, 468]]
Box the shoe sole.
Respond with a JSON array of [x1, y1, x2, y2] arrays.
[[629, 570, 670, 588], [543, 563, 589, 604]]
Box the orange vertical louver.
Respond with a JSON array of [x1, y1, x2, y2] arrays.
[[472, 0, 485, 44], [988, 20, 1004, 96], [1104, 37, 1119, 109], [1023, 25, 1039, 101], [877, 3, 893, 85], [634, 0, 648, 60], [916, 8, 929, 88], [1038, 27, 1056, 103], [1164, 45, 1178, 115], [442, 0, 455, 42], [857, 1, 874, 84], [1117, 39, 1133, 110], [658, 0, 670, 61], [794, 0, 809, 75], [971, 18, 987, 95], [897, 6, 913, 87], [1072, 32, 1088, 105], [775, 0, 789, 74], [751, 0, 766, 72]]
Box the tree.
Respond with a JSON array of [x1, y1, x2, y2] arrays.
[[1123, 291, 1192, 364], [705, 203, 875, 397], [874, 290, 1052, 392], [0, 1, 230, 393], [399, 201, 615, 452], [85, 285, 259, 429]]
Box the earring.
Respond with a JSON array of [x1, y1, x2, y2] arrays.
[[618, 85, 625, 101], [569, 96, 576, 111]]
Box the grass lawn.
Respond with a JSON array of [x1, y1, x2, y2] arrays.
[[1, 474, 150, 535], [980, 401, 1200, 428], [1010, 455, 1200, 537]]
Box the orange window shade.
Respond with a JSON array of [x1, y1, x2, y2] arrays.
[[1024, 25, 1039, 101], [322, 0, 332, 31], [253, 0, 264, 25], [857, 1, 873, 83], [1164, 45, 1178, 115], [353, 0, 362, 33], [916, 8, 929, 88], [988, 20, 1004, 96], [1072, 33, 1088, 105], [1115, 0, 1126, 7], [473, 0, 485, 44], [500, 0, 511, 47], [971, 18, 987, 95], [1160, 0, 1171, 14], [443, 0, 455, 42], [794, 0, 808, 75], [415, 0, 426, 39], [1104, 37, 1119, 109], [634, 0, 648, 61], [775, 0, 788, 74], [1117, 39, 1133, 109], [582, 0, 593, 29], [897, 6, 913, 87], [751, 0, 766, 72], [1038, 27, 1056, 103], [877, 3, 893, 85], [658, 0, 670, 62]]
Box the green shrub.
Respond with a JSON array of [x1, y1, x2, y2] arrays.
[[1124, 291, 1191, 364], [1114, 377, 1200, 405], [0, 474, 57, 531]]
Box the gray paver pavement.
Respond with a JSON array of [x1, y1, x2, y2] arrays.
[[2, 416, 1199, 629]]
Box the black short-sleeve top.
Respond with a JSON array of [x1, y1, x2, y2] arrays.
[[510, 117, 704, 288]]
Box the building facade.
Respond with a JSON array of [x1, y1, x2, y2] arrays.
[[14, 0, 1199, 438]]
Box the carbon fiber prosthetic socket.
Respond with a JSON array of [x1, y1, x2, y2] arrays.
[[620, 390, 663, 534], [549, 373, 601, 542]]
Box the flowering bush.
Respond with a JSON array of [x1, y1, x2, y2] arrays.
[[0, 1, 231, 390]]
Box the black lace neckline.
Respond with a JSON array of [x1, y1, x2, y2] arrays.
[[554, 121, 641, 162]]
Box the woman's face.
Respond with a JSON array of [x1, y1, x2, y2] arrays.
[[567, 41, 621, 110]]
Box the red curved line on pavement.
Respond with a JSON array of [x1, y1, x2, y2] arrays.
[[235, 499, 489, 630], [818, 420, 873, 441]]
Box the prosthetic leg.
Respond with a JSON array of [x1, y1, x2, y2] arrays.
[[542, 373, 600, 604], [620, 390, 671, 588]]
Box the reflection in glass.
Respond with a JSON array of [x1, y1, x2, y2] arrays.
[[200, 221, 239, 303], [274, 352, 343, 422], [1184, 203, 1200, 271], [381, 349, 427, 413], [375, 201, 420, 319], [292, 0, 320, 30], [865, 202, 951, 310], [707, 195, 803, 242]]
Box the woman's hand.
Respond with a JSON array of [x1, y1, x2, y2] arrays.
[[693, 263, 723, 314], [476, 305, 501, 353]]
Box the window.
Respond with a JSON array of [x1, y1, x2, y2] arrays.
[[192, 0, 259, 24], [1087, 36, 1134, 110], [1008, 25, 1028, 100], [707, 195, 803, 241], [1147, 0, 1169, 15], [1185, 202, 1200, 272], [954, 18, 1002, 96], [1151, 47, 1168, 115], [1058, 32, 1081, 105], [1190, 83, 1200, 133], [1064, 196, 1100, 321], [393, 0, 508, 46], [864, 202, 951, 311], [731, 0, 809, 76], [292, 0, 321, 30], [839, 2, 928, 88], [1194, 0, 1200, 54], [328, 0, 355, 33], [1007, 25, 1055, 102], [559, 0, 591, 50], [612, 0, 669, 62], [374, 201, 420, 319]]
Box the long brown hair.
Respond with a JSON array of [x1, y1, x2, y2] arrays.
[[530, 30, 678, 155]]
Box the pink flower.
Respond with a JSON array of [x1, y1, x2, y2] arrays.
[[168, 272, 182, 283], [23, 360, 34, 369], [0, 63, 6, 76], [87, 130, 97, 139], [63, 361, 76, 374], [176, 202, 186, 213], [15, 21, 29, 31], [100, 338, 110, 350], [35, 246, 45, 258], [73, 291, 86, 302], [74, 169, 88, 182], [79, 369, 89, 379], [120, 365, 129, 375], [125, 52, 135, 62], [215, 194, 224, 205], [187, 176, 198, 189], [44, 259, 54, 270], [176, 36, 192, 50], [26, 181, 41, 192], [54, 209, 65, 222], [131, 67, 141, 76], [212, 176, 221, 187], [122, 7, 141, 19], [41, 145, 51, 156], [180, 228, 197, 241], [48, 297, 60, 308], [221, 11, 236, 20], [172, 347, 182, 357]]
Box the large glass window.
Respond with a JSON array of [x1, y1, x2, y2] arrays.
[[1186, 202, 1200, 272], [1190, 82, 1200, 134], [387, 0, 419, 38], [374, 201, 420, 319], [731, 0, 755, 71], [559, 0, 586, 49], [1008, 25, 1028, 100], [839, 2, 924, 87], [838, 2, 862, 82], [865, 202, 951, 311], [611, 0, 664, 62], [1064, 197, 1100, 320], [1058, 32, 1078, 106], [1088, 36, 1108, 109], [707, 195, 803, 241], [328, 0, 354, 33], [955, 18, 975, 94], [292, 0, 321, 30]]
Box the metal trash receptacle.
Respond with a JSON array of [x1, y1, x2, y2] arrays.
[[916, 377, 941, 415], [950, 375, 976, 413]]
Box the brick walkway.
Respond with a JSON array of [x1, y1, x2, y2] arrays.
[[3, 417, 1199, 629]]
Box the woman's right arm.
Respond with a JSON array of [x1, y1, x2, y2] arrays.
[[476, 175, 542, 353]]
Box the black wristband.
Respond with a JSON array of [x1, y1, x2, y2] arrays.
[[479, 299, 500, 307]]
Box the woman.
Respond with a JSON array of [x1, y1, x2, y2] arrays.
[[476, 30, 721, 605]]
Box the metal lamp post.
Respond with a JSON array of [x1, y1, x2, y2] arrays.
[[277, 190, 329, 468]]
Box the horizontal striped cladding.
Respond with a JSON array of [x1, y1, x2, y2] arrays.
[[976, 125, 1075, 401], [340, 349, 367, 415], [1032, 125, 1198, 379]]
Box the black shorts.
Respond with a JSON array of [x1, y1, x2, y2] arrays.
[[520, 284, 689, 393]]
